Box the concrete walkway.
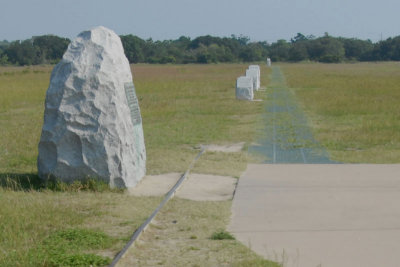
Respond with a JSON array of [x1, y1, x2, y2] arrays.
[[231, 66, 400, 266], [249, 66, 335, 164], [229, 164, 400, 267]]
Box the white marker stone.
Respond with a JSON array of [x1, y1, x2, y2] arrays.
[[37, 26, 146, 188], [248, 65, 261, 89], [267, 58, 271, 67], [246, 68, 260, 91], [236, 76, 254, 100]]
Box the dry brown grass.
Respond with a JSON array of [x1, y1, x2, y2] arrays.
[[117, 198, 280, 267]]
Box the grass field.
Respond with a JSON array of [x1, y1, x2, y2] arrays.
[[0, 66, 51, 173], [118, 199, 279, 267], [0, 64, 273, 266], [133, 64, 268, 175], [0, 64, 267, 175], [281, 62, 400, 163], [0, 189, 162, 266], [4, 61, 398, 266]]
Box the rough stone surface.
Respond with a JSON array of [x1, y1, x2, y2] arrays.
[[37, 26, 146, 188], [246, 68, 260, 91], [236, 76, 254, 100], [248, 65, 260, 89]]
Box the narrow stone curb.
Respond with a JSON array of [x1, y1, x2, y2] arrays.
[[109, 147, 205, 267]]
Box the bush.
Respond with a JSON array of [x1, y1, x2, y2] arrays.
[[210, 230, 235, 240]]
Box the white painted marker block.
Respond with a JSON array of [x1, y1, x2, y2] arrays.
[[236, 76, 254, 100], [248, 65, 261, 89], [267, 58, 271, 67], [246, 68, 259, 91]]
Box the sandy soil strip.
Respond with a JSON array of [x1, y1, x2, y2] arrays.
[[204, 142, 245, 153], [128, 173, 237, 201], [176, 173, 236, 201], [127, 173, 181, 197]]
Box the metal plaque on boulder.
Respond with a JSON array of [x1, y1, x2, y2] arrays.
[[124, 82, 142, 125]]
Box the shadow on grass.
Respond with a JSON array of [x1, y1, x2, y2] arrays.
[[0, 173, 123, 193], [0, 173, 42, 191]]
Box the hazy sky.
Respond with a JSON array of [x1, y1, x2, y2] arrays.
[[1, 0, 399, 43]]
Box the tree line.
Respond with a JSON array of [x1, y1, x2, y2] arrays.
[[1, 32, 400, 66]]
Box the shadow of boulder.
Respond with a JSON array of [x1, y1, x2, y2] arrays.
[[0, 173, 43, 191]]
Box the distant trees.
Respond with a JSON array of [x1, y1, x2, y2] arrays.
[[340, 38, 373, 61], [289, 35, 309, 62], [1, 32, 400, 66], [118, 34, 267, 64], [120, 35, 145, 63], [5, 40, 41, 65], [0, 35, 70, 65], [33, 35, 70, 63], [268, 40, 290, 62], [370, 36, 400, 61], [289, 43, 309, 62], [309, 35, 345, 63], [0, 40, 10, 65]]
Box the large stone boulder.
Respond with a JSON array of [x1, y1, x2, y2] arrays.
[[236, 76, 254, 100], [37, 26, 146, 188]]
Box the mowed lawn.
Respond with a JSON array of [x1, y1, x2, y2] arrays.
[[0, 64, 275, 266], [2, 62, 399, 266], [133, 64, 267, 175], [0, 64, 267, 175], [281, 62, 400, 163]]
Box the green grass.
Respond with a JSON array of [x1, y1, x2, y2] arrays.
[[117, 199, 280, 267], [0, 187, 162, 266], [133, 64, 269, 174], [0, 66, 51, 173], [0, 64, 268, 174], [35, 228, 114, 266], [0, 64, 272, 266], [0, 173, 123, 192], [6, 61, 398, 266], [281, 62, 400, 163], [210, 230, 235, 240], [192, 151, 248, 177]]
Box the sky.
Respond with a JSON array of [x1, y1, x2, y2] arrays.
[[1, 0, 399, 43]]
